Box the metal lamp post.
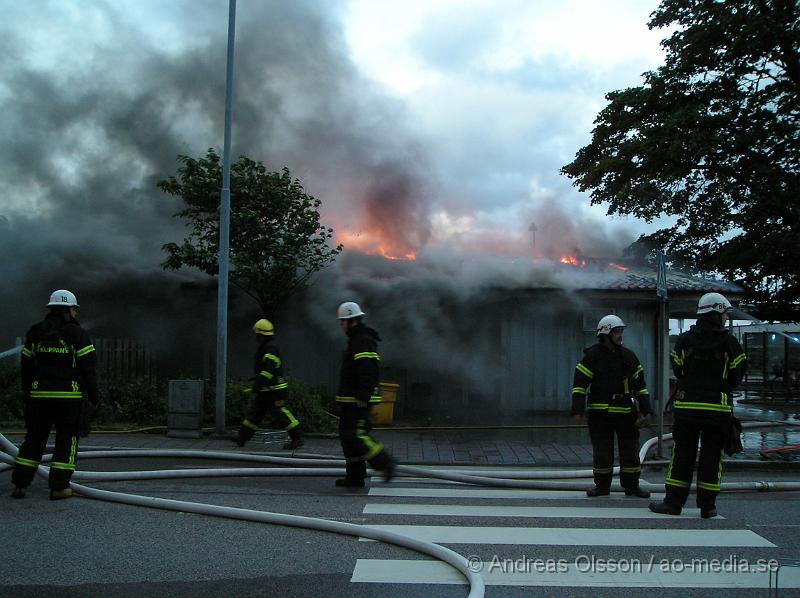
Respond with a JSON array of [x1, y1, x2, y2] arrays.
[[215, 0, 237, 435]]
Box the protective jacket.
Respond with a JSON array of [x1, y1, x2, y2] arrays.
[[571, 342, 651, 416], [20, 312, 98, 404], [252, 337, 288, 400], [670, 319, 746, 416], [336, 323, 382, 405]]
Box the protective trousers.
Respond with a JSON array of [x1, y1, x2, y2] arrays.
[[12, 400, 82, 491], [238, 394, 301, 444], [663, 412, 726, 510], [587, 411, 641, 491], [338, 403, 392, 481]]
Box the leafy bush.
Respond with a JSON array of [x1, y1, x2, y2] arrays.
[[96, 376, 167, 425], [285, 379, 336, 435]]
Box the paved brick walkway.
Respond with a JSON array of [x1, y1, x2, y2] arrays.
[[4, 423, 795, 467]]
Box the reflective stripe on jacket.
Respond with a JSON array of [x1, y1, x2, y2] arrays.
[[21, 313, 97, 402], [251, 338, 288, 399], [670, 319, 746, 414], [336, 323, 382, 404], [571, 342, 650, 415]]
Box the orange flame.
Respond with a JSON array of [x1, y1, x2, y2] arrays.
[[338, 230, 417, 261], [560, 255, 586, 267], [608, 262, 629, 272]]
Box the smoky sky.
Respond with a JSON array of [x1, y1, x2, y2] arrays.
[[1, 0, 636, 392], [0, 0, 430, 348]]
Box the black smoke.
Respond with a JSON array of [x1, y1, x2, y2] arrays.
[[0, 1, 632, 394]]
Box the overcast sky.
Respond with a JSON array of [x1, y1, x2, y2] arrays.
[[344, 0, 670, 258], [0, 0, 670, 347]]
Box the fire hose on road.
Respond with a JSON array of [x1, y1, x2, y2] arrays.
[[3, 421, 800, 597]]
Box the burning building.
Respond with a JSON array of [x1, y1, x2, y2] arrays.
[[278, 250, 745, 425]]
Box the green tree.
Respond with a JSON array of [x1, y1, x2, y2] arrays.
[[158, 149, 342, 316], [562, 0, 800, 319]]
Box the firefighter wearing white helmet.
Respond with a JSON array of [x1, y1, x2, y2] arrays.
[[650, 291, 746, 519], [334, 301, 395, 487], [572, 314, 652, 498], [696, 292, 732, 315], [234, 318, 304, 450], [596, 314, 626, 336], [337, 301, 365, 319], [12, 289, 98, 500], [46, 289, 79, 308]]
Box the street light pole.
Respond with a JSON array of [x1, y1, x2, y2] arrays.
[[655, 250, 668, 458], [215, 0, 237, 435]]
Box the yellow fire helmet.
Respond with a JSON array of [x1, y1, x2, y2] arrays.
[[253, 318, 275, 336]]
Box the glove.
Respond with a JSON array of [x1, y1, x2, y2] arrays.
[[79, 401, 95, 437], [635, 413, 651, 428], [723, 416, 743, 456]]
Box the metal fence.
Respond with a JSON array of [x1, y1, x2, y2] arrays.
[[94, 338, 156, 381]]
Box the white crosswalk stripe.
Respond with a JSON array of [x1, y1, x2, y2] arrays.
[[359, 525, 772, 546], [369, 486, 665, 500], [364, 503, 710, 519], [351, 480, 799, 590], [352, 559, 800, 588]]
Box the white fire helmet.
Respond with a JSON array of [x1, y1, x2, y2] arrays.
[[597, 314, 625, 336], [46, 289, 79, 308], [337, 301, 365, 320], [697, 292, 732, 315]]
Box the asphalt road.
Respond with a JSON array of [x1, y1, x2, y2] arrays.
[[3, 456, 800, 597]]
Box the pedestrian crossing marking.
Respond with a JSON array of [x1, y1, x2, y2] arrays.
[[359, 525, 775, 547], [351, 559, 799, 588], [369, 487, 665, 500], [363, 503, 711, 519]]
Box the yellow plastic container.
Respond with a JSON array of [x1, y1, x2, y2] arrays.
[[372, 382, 399, 425]]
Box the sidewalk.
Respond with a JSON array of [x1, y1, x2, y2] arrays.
[[3, 424, 795, 467]]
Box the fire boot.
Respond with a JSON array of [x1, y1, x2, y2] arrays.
[[50, 488, 73, 501], [624, 486, 651, 498], [369, 450, 395, 483], [283, 427, 304, 450], [586, 486, 610, 497], [335, 460, 367, 488], [234, 425, 254, 447], [649, 501, 681, 515], [11, 486, 26, 499]]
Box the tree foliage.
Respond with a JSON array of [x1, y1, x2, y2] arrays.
[[158, 149, 342, 316], [562, 0, 800, 319]]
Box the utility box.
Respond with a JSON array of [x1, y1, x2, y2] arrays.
[[373, 382, 399, 426], [167, 380, 204, 438]]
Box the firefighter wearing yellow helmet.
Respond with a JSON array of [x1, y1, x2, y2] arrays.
[[234, 318, 304, 450], [650, 292, 746, 519], [571, 314, 652, 498]]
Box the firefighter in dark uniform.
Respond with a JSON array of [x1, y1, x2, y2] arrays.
[[335, 301, 395, 487], [572, 314, 652, 498], [12, 289, 99, 500], [235, 319, 304, 450], [650, 292, 746, 519]]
